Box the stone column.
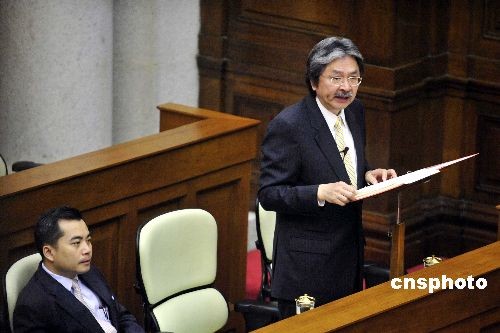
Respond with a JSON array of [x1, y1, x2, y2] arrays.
[[0, 0, 113, 170], [112, 0, 156, 144], [112, 0, 200, 144]]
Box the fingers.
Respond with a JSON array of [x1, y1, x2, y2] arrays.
[[366, 168, 398, 184], [334, 191, 354, 206], [387, 169, 397, 178], [318, 182, 356, 206], [339, 185, 356, 199], [380, 169, 388, 181], [365, 170, 378, 184]]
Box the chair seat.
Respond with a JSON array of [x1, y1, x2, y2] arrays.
[[153, 288, 228, 333]]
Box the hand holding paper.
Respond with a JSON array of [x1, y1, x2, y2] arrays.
[[353, 153, 478, 201], [365, 168, 398, 185]]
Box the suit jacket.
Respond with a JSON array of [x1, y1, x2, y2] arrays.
[[13, 263, 144, 333], [259, 94, 370, 306]]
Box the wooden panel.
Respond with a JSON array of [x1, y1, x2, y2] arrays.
[[232, 94, 285, 207], [498, 204, 500, 241], [476, 110, 500, 194], [0, 104, 260, 333], [254, 241, 500, 333], [199, 0, 500, 269], [198, 0, 228, 112], [87, 217, 121, 288], [469, 0, 500, 82], [239, 0, 346, 33]]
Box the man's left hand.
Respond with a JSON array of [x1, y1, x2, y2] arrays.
[[365, 168, 397, 184]]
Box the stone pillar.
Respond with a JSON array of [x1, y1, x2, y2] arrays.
[[112, 0, 200, 144], [0, 0, 113, 170], [112, 0, 156, 144]]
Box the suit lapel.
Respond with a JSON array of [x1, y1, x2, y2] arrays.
[[37, 267, 104, 333], [306, 95, 351, 183]]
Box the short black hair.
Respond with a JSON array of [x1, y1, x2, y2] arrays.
[[34, 206, 83, 257]]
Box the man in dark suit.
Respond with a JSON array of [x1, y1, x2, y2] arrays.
[[13, 206, 144, 333], [259, 36, 397, 318]]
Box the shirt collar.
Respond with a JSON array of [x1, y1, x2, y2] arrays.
[[315, 97, 346, 128], [42, 262, 75, 292]]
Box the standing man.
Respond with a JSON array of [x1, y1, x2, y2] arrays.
[[14, 206, 145, 333], [259, 36, 397, 318]]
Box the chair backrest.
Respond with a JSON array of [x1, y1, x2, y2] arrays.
[[0, 154, 7, 176], [136, 209, 228, 333], [256, 200, 276, 263], [255, 200, 389, 295], [4, 253, 41, 332], [255, 199, 277, 300]]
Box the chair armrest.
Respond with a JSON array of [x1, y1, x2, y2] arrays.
[[235, 299, 280, 316], [235, 299, 281, 331], [363, 262, 390, 288]]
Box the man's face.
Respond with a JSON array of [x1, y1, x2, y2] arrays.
[[43, 219, 92, 278], [312, 56, 360, 115]]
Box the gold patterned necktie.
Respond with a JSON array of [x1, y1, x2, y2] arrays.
[[334, 116, 357, 189], [71, 278, 90, 308], [72, 278, 117, 333]]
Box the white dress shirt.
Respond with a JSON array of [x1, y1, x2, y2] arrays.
[[315, 98, 359, 206], [316, 97, 358, 169]]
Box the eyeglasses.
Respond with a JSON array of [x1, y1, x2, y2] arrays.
[[324, 76, 362, 87]]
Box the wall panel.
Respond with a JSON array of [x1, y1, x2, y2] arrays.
[[199, 0, 500, 269]]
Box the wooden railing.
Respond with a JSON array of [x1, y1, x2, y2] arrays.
[[0, 103, 260, 332], [254, 241, 500, 333]]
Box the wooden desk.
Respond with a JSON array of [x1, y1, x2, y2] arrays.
[[0, 103, 260, 332], [254, 241, 500, 332]]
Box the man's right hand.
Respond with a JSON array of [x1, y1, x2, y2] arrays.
[[318, 182, 356, 206]]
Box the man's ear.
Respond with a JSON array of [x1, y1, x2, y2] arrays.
[[43, 245, 55, 262], [310, 80, 317, 91]]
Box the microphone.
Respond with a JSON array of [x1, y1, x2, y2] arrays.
[[341, 147, 349, 160]]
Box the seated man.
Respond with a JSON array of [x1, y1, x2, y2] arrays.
[[14, 206, 144, 333]]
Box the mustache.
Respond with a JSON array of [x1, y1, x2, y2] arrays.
[[335, 92, 353, 98]]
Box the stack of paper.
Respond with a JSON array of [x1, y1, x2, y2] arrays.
[[353, 153, 478, 201]]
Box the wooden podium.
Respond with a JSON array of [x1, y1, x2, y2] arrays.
[[354, 154, 478, 279], [0, 104, 260, 332], [390, 192, 406, 278], [254, 241, 500, 332]]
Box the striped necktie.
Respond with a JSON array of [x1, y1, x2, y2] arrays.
[[72, 278, 117, 333], [334, 117, 357, 188]]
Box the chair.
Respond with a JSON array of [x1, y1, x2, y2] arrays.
[[0, 153, 43, 176], [364, 262, 390, 288], [12, 161, 43, 172], [3, 253, 42, 333], [135, 209, 228, 333], [254, 198, 276, 300], [236, 198, 390, 331], [235, 199, 280, 331], [254, 198, 390, 291]]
